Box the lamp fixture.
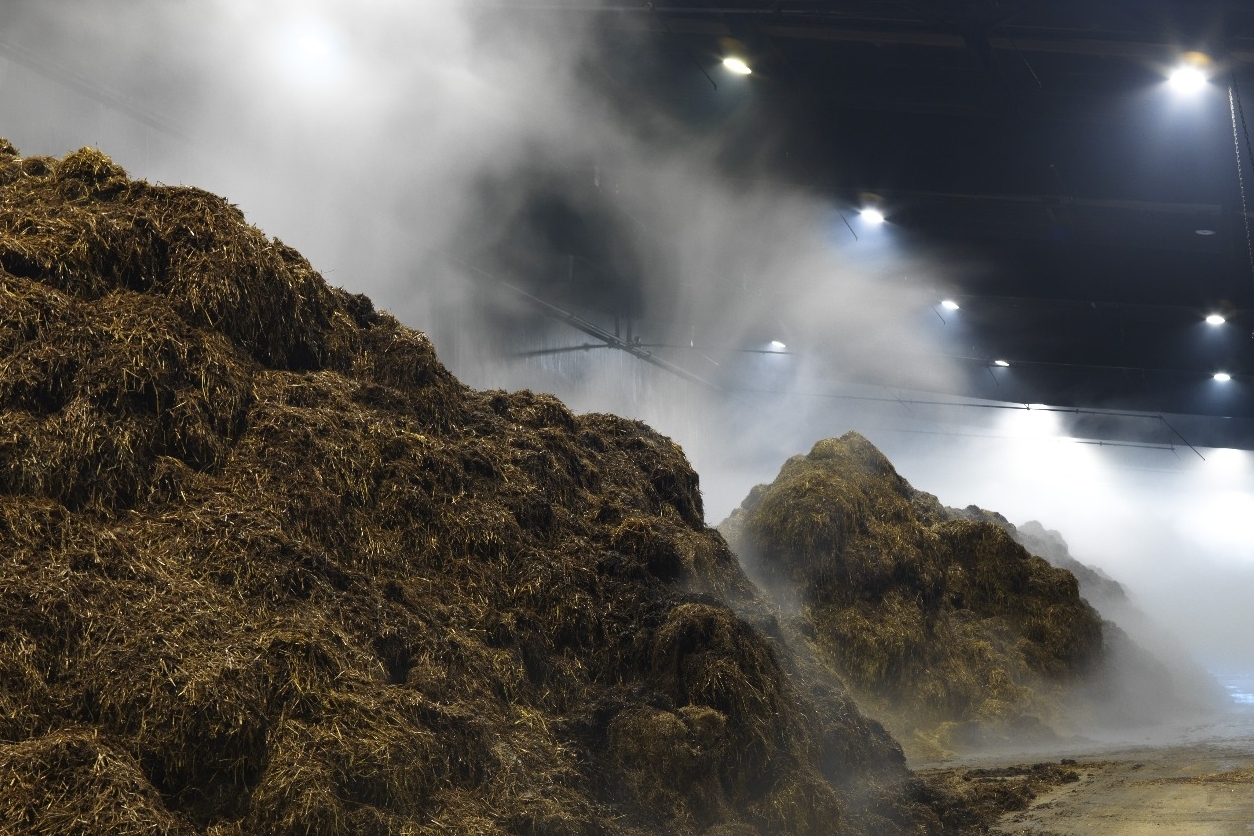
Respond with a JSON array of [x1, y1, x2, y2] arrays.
[[1167, 64, 1207, 93]]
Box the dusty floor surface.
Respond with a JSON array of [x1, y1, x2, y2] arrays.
[[988, 715, 1254, 835]]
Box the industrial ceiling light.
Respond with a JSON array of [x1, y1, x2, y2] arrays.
[[1168, 65, 1207, 92], [769, 340, 786, 350], [994, 359, 1010, 367], [1167, 53, 1211, 93], [1195, 228, 1216, 235], [1214, 372, 1232, 382], [940, 299, 960, 311], [1206, 314, 1226, 325], [860, 208, 885, 225], [722, 57, 752, 75]]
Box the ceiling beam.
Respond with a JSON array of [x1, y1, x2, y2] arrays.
[[593, 11, 1254, 65]]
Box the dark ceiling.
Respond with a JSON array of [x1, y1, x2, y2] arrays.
[[500, 0, 1254, 450]]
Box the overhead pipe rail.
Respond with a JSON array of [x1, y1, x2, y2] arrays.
[[452, 256, 723, 392]]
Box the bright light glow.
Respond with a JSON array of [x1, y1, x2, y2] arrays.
[[1214, 372, 1232, 382], [994, 359, 1010, 367], [997, 400, 1066, 442], [1183, 488, 1254, 564], [297, 32, 332, 61], [1196, 229, 1216, 236], [1168, 65, 1207, 93], [860, 208, 885, 225], [1206, 314, 1226, 325], [275, 19, 346, 89], [769, 340, 786, 351], [722, 57, 752, 75], [941, 299, 960, 311], [1027, 403, 1049, 410], [1205, 446, 1249, 474]]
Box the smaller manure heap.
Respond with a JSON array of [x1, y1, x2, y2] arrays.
[[0, 142, 954, 836], [941, 510, 1224, 726], [1012, 521, 1127, 611], [720, 433, 1106, 757], [1009, 521, 1226, 724]]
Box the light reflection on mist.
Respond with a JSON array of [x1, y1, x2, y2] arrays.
[[0, 0, 1251, 680]]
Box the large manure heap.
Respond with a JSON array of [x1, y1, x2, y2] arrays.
[[0, 141, 953, 835], [720, 433, 1107, 757]]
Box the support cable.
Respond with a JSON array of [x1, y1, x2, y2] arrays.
[[648, 2, 718, 90], [836, 209, 859, 241], [0, 38, 195, 146], [998, 28, 1042, 90], [1228, 79, 1254, 300], [1234, 73, 1254, 199], [1158, 415, 1205, 461]]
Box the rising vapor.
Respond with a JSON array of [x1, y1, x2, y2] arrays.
[[1, 0, 1250, 691]]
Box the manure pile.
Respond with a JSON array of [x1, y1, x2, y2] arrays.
[[0, 141, 956, 835], [720, 433, 1105, 756]]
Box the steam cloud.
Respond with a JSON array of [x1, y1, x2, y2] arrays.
[[2, 1, 1251, 686]]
